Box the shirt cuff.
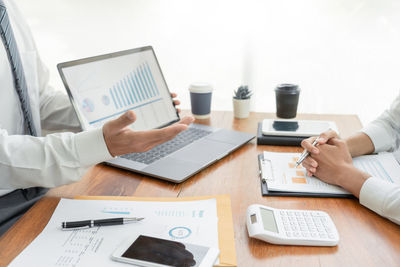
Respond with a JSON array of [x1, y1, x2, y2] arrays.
[[360, 122, 393, 153], [359, 177, 394, 216], [74, 128, 114, 166]]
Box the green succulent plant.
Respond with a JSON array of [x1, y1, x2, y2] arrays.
[[233, 85, 252, 100]]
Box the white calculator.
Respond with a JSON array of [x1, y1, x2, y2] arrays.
[[246, 204, 339, 246]]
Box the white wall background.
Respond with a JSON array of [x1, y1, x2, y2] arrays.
[[16, 0, 400, 126]]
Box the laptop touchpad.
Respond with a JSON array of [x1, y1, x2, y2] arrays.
[[170, 139, 234, 164]]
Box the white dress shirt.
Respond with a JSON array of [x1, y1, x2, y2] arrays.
[[361, 92, 400, 225], [0, 0, 112, 196]]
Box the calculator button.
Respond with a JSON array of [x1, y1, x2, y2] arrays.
[[286, 232, 292, 237], [287, 211, 294, 216], [295, 212, 302, 216], [319, 233, 328, 239], [294, 232, 301, 237], [280, 211, 286, 215], [300, 226, 308, 232], [311, 232, 318, 238], [328, 234, 335, 239], [302, 232, 310, 238], [303, 212, 310, 217], [317, 227, 325, 233], [284, 226, 290, 231]]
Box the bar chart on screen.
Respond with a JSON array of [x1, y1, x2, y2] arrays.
[[79, 60, 174, 130], [107, 61, 161, 111]]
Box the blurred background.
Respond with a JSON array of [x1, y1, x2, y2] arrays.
[[17, 0, 400, 125]]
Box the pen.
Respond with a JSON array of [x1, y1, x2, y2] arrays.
[[295, 138, 319, 168], [61, 217, 144, 230]]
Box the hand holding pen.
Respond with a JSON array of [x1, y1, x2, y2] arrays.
[[298, 129, 339, 176]]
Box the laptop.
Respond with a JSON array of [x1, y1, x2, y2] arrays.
[[57, 46, 254, 183]]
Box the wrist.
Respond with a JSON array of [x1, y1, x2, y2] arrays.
[[336, 164, 370, 198], [344, 138, 356, 158]]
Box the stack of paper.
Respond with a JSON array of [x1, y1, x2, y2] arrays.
[[9, 198, 219, 267]]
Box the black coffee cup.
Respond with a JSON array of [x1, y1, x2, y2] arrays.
[[275, 84, 300, 118]]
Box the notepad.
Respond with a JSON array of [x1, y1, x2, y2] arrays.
[[259, 151, 400, 197]]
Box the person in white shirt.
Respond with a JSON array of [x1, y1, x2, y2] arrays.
[[301, 94, 400, 225], [0, 0, 193, 235]]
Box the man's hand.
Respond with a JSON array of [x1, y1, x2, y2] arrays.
[[102, 93, 194, 157], [171, 92, 181, 113], [300, 130, 341, 176], [310, 138, 370, 198], [103, 111, 194, 156]]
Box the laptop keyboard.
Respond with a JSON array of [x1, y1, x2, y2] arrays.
[[121, 127, 212, 165]]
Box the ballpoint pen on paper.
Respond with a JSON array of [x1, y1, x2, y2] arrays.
[[61, 217, 144, 230], [295, 138, 319, 168]]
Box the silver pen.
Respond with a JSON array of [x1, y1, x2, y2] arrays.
[[295, 138, 319, 168], [61, 217, 144, 230]]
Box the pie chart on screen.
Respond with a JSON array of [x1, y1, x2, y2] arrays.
[[82, 98, 95, 112]]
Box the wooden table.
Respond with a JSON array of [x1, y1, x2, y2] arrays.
[[1, 111, 399, 267]]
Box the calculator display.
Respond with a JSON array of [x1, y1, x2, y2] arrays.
[[260, 208, 278, 233]]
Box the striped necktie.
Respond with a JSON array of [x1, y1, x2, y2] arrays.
[[0, 1, 37, 136]]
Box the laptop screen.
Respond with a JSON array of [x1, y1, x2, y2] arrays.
[[58, 46, 179, 131]]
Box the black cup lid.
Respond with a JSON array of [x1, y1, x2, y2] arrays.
[[275, 84, 300, 94]]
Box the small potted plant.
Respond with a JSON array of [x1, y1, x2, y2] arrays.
[[233, 85, 252, 118]]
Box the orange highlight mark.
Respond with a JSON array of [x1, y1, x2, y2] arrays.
[[296, 171, 305, 177], [293, 157, 299, 162], [292, 177, 307, 184], [288, 163, 295, 169]]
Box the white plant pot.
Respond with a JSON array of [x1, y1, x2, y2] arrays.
[[233, 98, 251, 119]]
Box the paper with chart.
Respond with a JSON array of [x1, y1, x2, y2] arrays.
[[9, 198, 219, 267], [262, 151, 400, 194]]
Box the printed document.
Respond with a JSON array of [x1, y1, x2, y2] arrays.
[[261, 151, 400, 194], [9, 198, 219, 267]]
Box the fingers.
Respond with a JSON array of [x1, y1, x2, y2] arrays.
[[178, 116, 194, 126], [301, 137, 319, 154], [302, 157, 317, 176], [318, 130, 339, 143], [301, 129, 340, 154], [302, 157, 318, 169], [104, 110, 136, 135], [133, 123, 189, 151], [327, 137, 346, 147], [171, 92, 181, 113], [157, 123, 188, 139]]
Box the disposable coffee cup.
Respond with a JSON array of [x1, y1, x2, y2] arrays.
[[189, 83, 213, 119], [275, 84, 300, 119]]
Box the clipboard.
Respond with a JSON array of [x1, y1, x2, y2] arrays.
[[75, 194, 237, 267], [258, 153, 354, 198]]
